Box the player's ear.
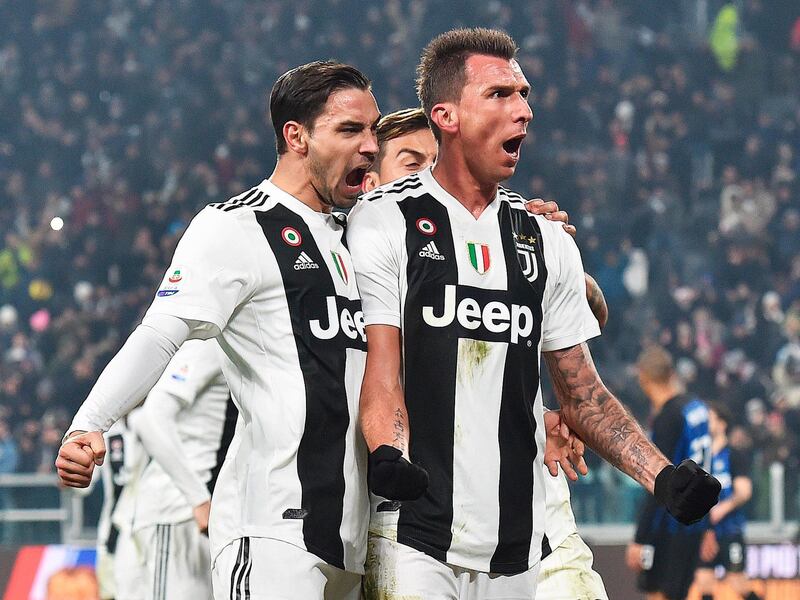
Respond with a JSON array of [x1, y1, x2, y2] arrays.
[[362, 171, 380, 193], [430, 102, 458, 138], [283, 121, 308, 155]]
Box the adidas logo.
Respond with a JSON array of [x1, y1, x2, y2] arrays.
[[419, 241, 445, 261], [294, 252, 319, 270]]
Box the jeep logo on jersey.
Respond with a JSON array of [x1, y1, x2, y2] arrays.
[[467, 242, 491, 274], [416, 218, 437, 235], [309, 296, 365, 342], [422, 285, 534, 344], [281, 226, 302, 246]]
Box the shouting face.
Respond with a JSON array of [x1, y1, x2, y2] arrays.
[[454, 54, 532, 184], [306, 87, 380, 209]]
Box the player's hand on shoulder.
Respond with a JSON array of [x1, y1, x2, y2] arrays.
[[56, 430, 106, 488], [367, 445, 428, 501], [193, 500, 211, 535], [543, 409, 588, 481], [654, 459, 721, 525], [524, 198, 576, 237]]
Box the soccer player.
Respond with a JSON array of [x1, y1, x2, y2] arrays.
[[694, 403, 762, 600], [626, 345, 715, 600], [348, 28, 719, 599], [56, 60, 380, 599], [363, 107, 608, 599], [129, 339, 236, 600], [78, 417, 147, 600]]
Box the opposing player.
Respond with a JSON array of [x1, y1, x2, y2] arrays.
[[694, 403, 762, 600], [129, 339, 236, 600], [363, 107, 608, 599], [626, 345, 715, 600], [56, 60, 380, 599], [349, 28, 719, 599]]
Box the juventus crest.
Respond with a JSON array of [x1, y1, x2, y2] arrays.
[[514, 233, 538, 283]]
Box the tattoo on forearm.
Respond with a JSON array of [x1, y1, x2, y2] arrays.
[[392, 408, 406, 453], [610, 423, 633, 442], [585, 276, 608, 328], [544, 344, 668, 490]]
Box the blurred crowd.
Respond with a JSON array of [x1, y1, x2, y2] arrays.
[[0, 0, 799, 524]]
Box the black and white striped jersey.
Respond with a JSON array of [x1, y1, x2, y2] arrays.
[[132, 339, 236, 529], [144, 179, 368, 573], [97, 419, 146, 556], [348, 167, 600, 574]]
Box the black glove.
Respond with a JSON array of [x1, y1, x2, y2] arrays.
[[654, 459, 721, 525], [368, 445, 428, 501]]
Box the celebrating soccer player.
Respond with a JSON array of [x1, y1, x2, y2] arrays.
[[56, 60, 379, 599], [349, 28, 720, 599], [363, 106, 609, 599]]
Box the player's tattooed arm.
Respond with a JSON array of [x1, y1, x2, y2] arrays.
[[360, 324, 411, 456], [543, 343, 669, 493], [584, 273, 608, 329]]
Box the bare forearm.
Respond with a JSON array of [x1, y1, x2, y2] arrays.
[[360, 324, 411, 456], [544, 343, 669, 493], [360, 379, 409, 455]]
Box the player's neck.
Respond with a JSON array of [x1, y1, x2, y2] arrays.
[[432, 145, 498, 219], [712, 434, 727, 453], [270, 157, 331, 214], [649, 382, 683, 414]]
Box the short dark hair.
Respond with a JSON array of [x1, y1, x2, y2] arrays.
[[708, 401, 732, 428], [416, 28, 517, 141], [636, 345, 675, 385], [269, 61, 371, 154], [372, 108, 430, 170]]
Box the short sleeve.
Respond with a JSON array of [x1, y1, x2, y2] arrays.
[[347, 200, 404, 328], [729, 448, 752, 479], [541, 225, 601, 352], [150, 339, 224, 407], [145, 207, 259, 334]]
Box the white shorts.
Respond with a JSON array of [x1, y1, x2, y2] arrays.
[[211, 537, 361, 600], [135, 521, 212, 600], [364, 534, 539, 600], [536, 532, 608, 600], [103, 528, 146, 600]]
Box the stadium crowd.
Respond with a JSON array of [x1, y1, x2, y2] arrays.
[[0, 0, 799, 524]]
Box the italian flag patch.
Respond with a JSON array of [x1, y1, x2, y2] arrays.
[[331, 251, 348, 284], [467, 242, 491, 274]]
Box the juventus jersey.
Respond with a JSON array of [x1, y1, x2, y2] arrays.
[[348, 167, 600, 574], [132, 339, 236, 529], [542, 470, 578, 553], [97, 418, 146, 555], [144, 179, 368, 573]]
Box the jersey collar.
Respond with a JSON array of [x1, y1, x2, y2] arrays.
[[419, 166, 501, 223], [257, 179, 340, 228]]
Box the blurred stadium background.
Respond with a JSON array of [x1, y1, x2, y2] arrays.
[[0, 0, 799, 598]]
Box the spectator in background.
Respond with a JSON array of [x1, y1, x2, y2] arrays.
[[0, 417, 19, 543], [0, 0, 797, 529]]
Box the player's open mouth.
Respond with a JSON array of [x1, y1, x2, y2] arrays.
[[345, 166, 367, 188], [502, 135, 525, 160]]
